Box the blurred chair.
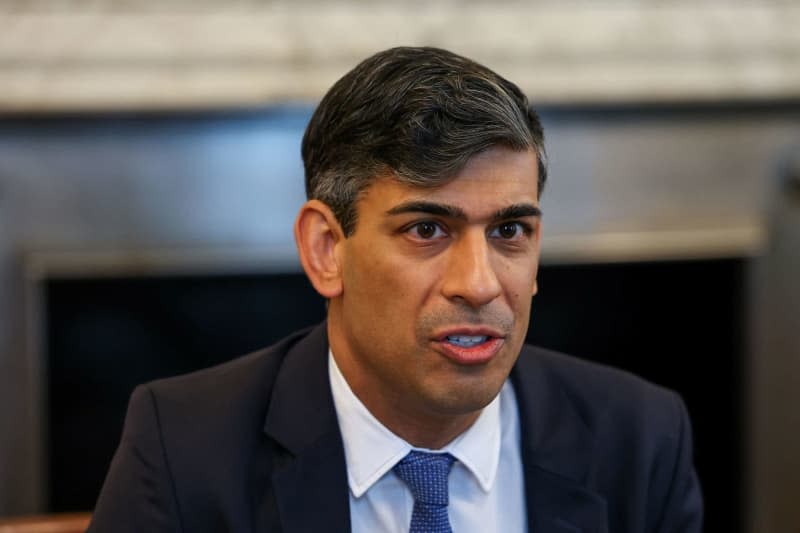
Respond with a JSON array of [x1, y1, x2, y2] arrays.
[[0, 513, 90, 533]]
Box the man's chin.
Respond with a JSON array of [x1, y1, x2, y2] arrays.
[[424, 378, 506, 417], [425, 345, 517, 408]]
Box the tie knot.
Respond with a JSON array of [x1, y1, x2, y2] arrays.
[[393, 451, 456, 506]]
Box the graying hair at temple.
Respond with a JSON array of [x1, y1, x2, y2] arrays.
[[301, 46, 548, 236]]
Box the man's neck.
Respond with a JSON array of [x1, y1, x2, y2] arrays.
[[328, 357, 482, 449], [381, 403, 482, 450], [329, 349, 484, 450]]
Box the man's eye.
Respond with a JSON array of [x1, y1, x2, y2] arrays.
[[490, 222, 525, 239], [410, 221, 445, 239]]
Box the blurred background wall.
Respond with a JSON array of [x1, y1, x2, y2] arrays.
[[1, 1, 798, 532]]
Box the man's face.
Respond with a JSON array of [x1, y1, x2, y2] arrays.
[[328, 146, 541, 441]]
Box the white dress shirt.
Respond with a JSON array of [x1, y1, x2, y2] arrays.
[[329, 351, 527, 533]]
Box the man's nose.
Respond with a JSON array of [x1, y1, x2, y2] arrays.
[[441, 230, 502, 308]]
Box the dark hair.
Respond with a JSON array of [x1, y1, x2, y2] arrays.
[[301, 46, 547, 236]]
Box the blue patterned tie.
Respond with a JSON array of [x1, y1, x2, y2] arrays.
[[393, 451, 456, 533]]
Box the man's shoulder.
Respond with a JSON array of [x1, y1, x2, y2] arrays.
[[127, 324, 323, 439], [90, 326, 333, 532], [515, 344, 686, 435], [147, 325, 314, 400], [520, 344, 672, 394], [513, 345, 702, 531]]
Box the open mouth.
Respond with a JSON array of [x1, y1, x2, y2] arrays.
[[433, 329, 505, 365], [445, 335, 490, 348]]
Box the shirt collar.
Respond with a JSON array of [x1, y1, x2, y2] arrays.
[[328, 350, 502, 498]]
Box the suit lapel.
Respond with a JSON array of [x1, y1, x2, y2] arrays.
[[262, 323, 351, 533], [523, 466, 608, 533], [511, 347, 608, 533]]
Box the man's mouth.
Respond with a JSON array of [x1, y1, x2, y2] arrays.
[[432, 328, 506, 365], [445, 335, 490, 348]]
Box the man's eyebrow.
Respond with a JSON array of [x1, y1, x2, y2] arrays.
[[386, 201, 542, 221], [491, 204, 542, 221], [385, 201, 467, 220]]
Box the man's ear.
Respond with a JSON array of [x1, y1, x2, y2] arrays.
[[294, 199, 345, 299]]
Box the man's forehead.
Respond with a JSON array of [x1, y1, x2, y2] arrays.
[[386, 178, 538, 213], [350, 147, 540, 222], [399, 147, 536, 192], [395, 178, 539, 206]]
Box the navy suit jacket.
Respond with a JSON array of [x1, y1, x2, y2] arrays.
[[88, 323, 702, 532]]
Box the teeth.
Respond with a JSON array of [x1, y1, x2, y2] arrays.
[[446, 335, 489, 347]]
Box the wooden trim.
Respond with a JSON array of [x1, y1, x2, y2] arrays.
[[0, 513, 91, 533]]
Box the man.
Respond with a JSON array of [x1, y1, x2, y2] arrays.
[[89, 47, 702, 532]]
